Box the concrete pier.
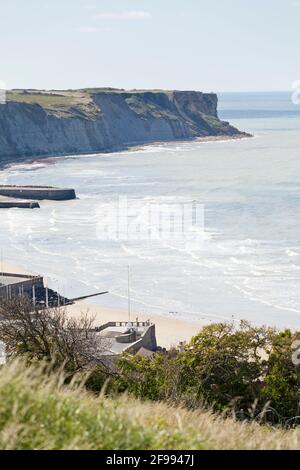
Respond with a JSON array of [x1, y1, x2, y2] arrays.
[[0, 185, 76, 201], [0, 199, 40, 209]]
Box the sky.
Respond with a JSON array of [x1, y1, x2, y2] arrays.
[[1, 0, 300, 92]]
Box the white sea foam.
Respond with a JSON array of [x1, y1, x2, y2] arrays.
[[286, 249, 300, 257], [1, 93, 300, 329]]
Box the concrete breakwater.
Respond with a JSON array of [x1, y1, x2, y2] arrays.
[[0, 185, 76, 201], [0, 199, 40, 209]]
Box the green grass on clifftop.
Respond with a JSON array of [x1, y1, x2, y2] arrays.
[[6, 90, 100, 119], [7, 91, 77, 107], [0, 361, 299, 450]]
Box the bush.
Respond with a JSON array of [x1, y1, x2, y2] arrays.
[[116, 349, 181, 401], [263, 330, 300, 423], [117, 322, 300, 424], [178, 322, 275, 415]]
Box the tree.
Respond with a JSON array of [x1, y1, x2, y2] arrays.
[[263, 329, 300, 423], [116, 322, 279, 416], [178, 321, 275, 415], [116, 349, 181, 401], [0, 297, 112, 380]]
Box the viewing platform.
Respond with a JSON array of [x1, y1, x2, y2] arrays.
[[0, 185, 76, 201]]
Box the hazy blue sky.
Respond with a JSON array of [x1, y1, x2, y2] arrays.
[[1, 0, 300, 91]]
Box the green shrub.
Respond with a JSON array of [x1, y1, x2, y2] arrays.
[[263, 330, 300, 422], [116, 322, 300, 424]]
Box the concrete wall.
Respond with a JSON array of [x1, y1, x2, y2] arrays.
[[96, 321, 152, 332], [0, 273, 44, 299], [95, 321, 157, 354], [0, 200, 40, 209], [0, 187, 76, 201], [126, 324, 157, 354]]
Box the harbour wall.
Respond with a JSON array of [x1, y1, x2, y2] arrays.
[[0, 200, 40, 209], [0, 186, 76, 201]]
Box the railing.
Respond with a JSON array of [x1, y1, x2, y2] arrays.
[[95, 321, 151, 332], [0, 272, 41, 280]]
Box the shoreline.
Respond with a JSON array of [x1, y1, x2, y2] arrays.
[[0, 132, 252, 172], [1, 260, 204, 349], [0, 133, 252, 347]]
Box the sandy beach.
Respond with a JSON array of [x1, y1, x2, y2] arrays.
[[1, 260, 204, 349], [1, 261, 34, 276], [65, 302, 204, 349]]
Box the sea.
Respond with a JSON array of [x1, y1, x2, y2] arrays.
[[1, 91, 300, 330]]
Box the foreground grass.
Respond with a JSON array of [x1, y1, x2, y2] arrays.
[[0, 361, 299, 450]]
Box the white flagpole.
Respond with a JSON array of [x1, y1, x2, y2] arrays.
[[128, 265, 131, 323]]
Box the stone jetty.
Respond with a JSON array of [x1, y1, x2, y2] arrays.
[[0, 198, 40, 209], [0, 185, 76, 201]]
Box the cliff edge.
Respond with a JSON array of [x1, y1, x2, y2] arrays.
[[0, 88, 250, 165]]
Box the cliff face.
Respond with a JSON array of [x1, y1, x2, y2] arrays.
[[0, 89, 249, 165]]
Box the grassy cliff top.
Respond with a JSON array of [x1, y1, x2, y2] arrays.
[[6, 88, 172, 105], [0, 360, 297, 450], [6, 88, 210, 107], [6, 90, 100, 119], [7, 89, 87, 105], [5, 89, 185, 121]]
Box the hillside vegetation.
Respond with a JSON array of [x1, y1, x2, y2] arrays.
[[1, 300, 299, 449], [0, 360, 299, 450]]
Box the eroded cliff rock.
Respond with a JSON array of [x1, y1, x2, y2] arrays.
[[0, 88, 250, 165]]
